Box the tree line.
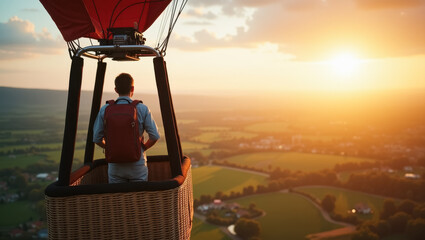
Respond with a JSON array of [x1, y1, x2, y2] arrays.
[[214, 160, 425, 202], [283, 189, 425, 240], [353, 199, 425, 240], [0, 146, 60, 156]]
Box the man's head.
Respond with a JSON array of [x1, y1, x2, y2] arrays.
[[115, 73, 134, 97]]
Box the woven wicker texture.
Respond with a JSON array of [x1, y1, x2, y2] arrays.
[[46, 161, 193, 240]]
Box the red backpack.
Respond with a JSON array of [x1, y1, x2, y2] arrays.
[[103, 99, 142, 163]]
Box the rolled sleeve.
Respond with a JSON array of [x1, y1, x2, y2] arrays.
[[138, 104, 160, 141]]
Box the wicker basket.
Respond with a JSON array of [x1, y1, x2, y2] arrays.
[[45, 156, 193, 240]]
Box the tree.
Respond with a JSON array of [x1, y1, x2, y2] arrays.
[[249, 203, 257, 211], [36, 200, 46, 219], [351, 228, 379, 240], [398, 199, 417, 215], [388, 211, 412, 233], [360, 220, 391, 238], [9, 173, 28, 189], [188, 151, 206, 164], [199, 194, 213, 205], [375, 220, 391, 238], [406, 218, 425, 240], [28, 188, 44, 202], [321, 194, 336, 213], [234, 218, 261, 240], [242, 186, 255, 196], [215, 191, 224, 200], [380, 199, 397, 219], [412, 205, 425, 219]]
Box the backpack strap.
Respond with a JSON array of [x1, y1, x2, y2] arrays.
[[131, 99, 143, 107], [115, 98, 131, 104], [106, 99, 142, 105]]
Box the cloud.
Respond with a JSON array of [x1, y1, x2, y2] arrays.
[[171, 30, 232, 51], [189, 0, 279, 8], [185, 9, 217, 20], [187, 0, 278, 16], [180, 0, 425, 61], [355, 0, 424, 10], [0, 16, 64, 60]]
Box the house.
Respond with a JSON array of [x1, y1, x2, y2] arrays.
[[9, 229, 23, 238], [404, 166, 413, 172], [37, 228, 48, 239], [226, 203, 240, 210], [29, 221, 43, 229], [2, 193, 20, 203], [352, 203, 372, 214], [405, 173, 421, 179], [236, 209, 251, 218], [197, 201, 240, 213], [197, 199, 225, 213], [36, 173, 49, 179]]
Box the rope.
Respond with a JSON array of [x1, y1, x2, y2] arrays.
[[157, 0, 188, 55]]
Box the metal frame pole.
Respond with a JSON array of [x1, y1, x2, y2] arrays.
[[163, 61, 183, 159], [84, 61, 107, 164], [153, 57, 182, 177], [58, 56, 84, 186]]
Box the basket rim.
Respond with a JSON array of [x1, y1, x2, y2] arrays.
[[45, 156, 191, 197]]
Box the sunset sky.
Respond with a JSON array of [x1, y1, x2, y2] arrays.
[[0, 0, 424, 95]]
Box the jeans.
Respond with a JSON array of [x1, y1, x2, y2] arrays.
[[108, 156, 149, 183]]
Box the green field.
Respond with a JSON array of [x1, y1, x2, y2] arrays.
[[245, 121, 291, 133], [199, 126, 231, 131], [0, 142, 62, 152], [221, 152, 375, 171], [235, 192, 342, 240], [0, 201, 39, 226], [0, 154, 45, 169], [192, 166, 268, 199], [244, 122, 341, 141], [295, 186, 393, 221], [191, 131, 257, 143], [191, 217, 231, 240]]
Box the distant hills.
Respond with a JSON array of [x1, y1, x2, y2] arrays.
[[1, 86, 424, 127], [0, 86, 237, 114]]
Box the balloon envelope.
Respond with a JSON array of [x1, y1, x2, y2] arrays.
[[40, 0, 172, 42]]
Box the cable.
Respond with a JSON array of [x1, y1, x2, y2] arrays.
[[158, 0, 188, 54], [156, 1, 173, 49], [65, 0, 188, 58], [92, 0, 106, 39], [108, 0, 123, 39], [137, 1, 148, 30]]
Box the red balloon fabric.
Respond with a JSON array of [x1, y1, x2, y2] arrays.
[[40, 0, 172, 42]]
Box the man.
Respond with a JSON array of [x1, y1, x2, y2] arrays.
[[93, 73, 160, 183]]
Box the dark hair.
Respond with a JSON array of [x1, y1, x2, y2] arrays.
[[115, 73, 134, 95]]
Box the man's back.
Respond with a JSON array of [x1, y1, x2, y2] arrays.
[[93, 96, 160, 183], [104, 99, 142, 163]]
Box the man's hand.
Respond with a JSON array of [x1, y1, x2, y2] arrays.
[[95, 138, 106, 149], [142, 139, 157, 151]]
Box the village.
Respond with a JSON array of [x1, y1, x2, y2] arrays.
[[0, 171, 54, 239]]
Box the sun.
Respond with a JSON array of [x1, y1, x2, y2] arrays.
[[329, 52, 361, 76]]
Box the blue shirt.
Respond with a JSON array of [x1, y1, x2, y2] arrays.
[[93, 96, 160, 181]]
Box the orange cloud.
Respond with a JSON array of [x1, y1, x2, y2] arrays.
[[355, 0, 424, 10], [183, 0, 425, 61]]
